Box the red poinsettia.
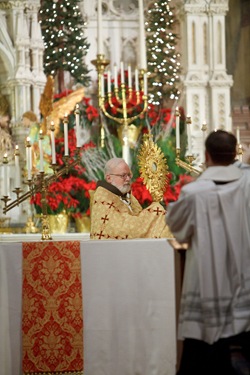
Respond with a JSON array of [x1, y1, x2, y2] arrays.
[[131, 177, 153, 207], [30, 175, 97, 216], [131, 174, 194, 208]]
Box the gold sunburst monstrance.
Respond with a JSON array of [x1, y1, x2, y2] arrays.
[[138, 134, 169, 202]]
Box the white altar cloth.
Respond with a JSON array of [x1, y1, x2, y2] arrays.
[[0, 238, 176, 375]]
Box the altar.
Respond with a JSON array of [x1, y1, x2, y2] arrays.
[[0, 237, 176, 375]]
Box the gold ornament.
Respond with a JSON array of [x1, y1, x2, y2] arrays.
[[138, 134, 169, 202]]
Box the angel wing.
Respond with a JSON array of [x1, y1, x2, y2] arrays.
[[39, 75, 54, 134], [50, 87, 85, 136]]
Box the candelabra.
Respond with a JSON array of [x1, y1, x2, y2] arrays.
[[91, 54, 148, 162], [175, 113, 244, 175], [175, 109, 202, 176], [1, 147, 81, 241]]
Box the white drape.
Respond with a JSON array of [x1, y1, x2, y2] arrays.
[[0, 238, 176, 375]]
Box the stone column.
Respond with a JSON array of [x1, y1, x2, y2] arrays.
[[180, 0, 233, 164]]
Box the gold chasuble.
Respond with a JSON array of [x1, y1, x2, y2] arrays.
[[22, 241, 83, 375], [90, 183, 172, 240]]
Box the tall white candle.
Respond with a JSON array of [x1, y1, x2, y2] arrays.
[[236, 126, 240, 144], [186, 115, 192, 155], [50, 121, 56, 163], [128, 64, 132, 88], [135, 68, 139, 91], [138, 0, 147, 70], [202, 121, 207, 144], [39, 130, 44, 172], [14, 145, 21, 188], [114, 64, 118, 88], [74, 105, 81, 148], [175, 107, 180, 149], [143, 72, 147, 95], [107, 70, 111, 92], [120, 61, 125, 83], [122, 141, 130, 166], [3, 153, 8, 196], [101, 74, 105, 97], [63, 115, 69, 156], [97, 0, 103, 54], [26, 137, 32, 180], [200, 120, 207, 164], [28, 146, 32, 179]]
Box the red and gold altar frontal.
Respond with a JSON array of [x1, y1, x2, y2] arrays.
[[22, 241, 83, 375]]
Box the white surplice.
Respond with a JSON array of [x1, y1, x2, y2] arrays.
[[166, 165, 250, 344]]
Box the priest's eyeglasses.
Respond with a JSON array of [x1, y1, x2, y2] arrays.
[[109, 173, 133, 180]]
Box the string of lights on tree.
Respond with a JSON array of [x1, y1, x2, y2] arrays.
[[39, 0, 90, 92], [146, 0, 181, 105]]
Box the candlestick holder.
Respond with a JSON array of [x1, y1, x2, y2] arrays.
[[92, 55, 148, 154], [175, 155, 201, 175], [175, 117, 201, 176], [1, 147, 82, 240], [91, 54, 110, 100], [237, 143, 243, 161]]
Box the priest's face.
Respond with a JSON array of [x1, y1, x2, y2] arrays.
[[107, 161, 132, 194]]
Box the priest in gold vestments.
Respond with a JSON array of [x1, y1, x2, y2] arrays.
[[90, 158, 172, 239]]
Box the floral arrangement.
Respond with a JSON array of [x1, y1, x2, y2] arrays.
[[30, 175, 96, 216], [30, 96, 97, 216], [30, 88, 189, 220]]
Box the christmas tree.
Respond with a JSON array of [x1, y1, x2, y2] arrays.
[[39, 0, 90, 92], [145, 0, 181, 105]]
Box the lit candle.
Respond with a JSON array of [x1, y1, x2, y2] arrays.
[[63, 114, 69, 156], [122, 135, 130, 166], [97, 0, 103, 55], [3, 153, 8, 196], [201, 121, 207, 164], [74, 105, 81, 148], [120, 61, 125, 84], [26, 137, 32, 180], [138, 0, 147, 70], [128, 64, 132, 88], [50, 121, 56, 164], [236, 126, 240, 144], [39, 130, 44, 172], [101, 74, 105, 97], [107, 70, 111, 92], [201, 120, 207, 143], [14, 145, 21, 188], [175, 107, 180, 149], [186, 115, 192, 155], [143, 72, 147, 95], [114, 64, 118, 89], [135, 68, 139, 91]]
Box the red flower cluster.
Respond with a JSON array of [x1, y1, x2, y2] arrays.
[[131, 177, 153, 206], [131, 174, 194, 208], [147, 105, 172, 127], [31, 176, 97, 216]]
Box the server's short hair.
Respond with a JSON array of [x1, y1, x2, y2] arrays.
[[205, 130, 237, 165]]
